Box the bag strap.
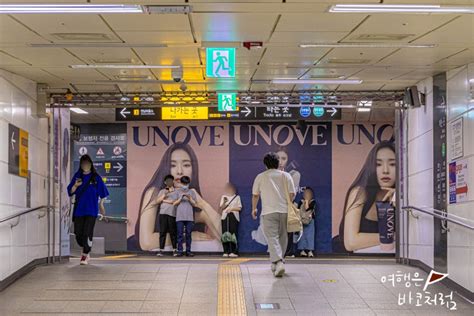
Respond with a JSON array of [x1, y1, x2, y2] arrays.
[[282, 173, 293, 204], [222, 195, 238, 211]]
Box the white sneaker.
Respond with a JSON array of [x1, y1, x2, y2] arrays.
[[80, 254, 89, 265], [156, 251, 164, 257], [229, 253, 238, 258], [223, 253, 229, 258], [274, 261, 285, 277], [300, 250, 308, 257], [308, 251, 314, 258], [271, 263, 276, 272]]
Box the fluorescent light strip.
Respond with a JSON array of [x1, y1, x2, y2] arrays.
[[70, 108, 88, 114], [272, 79, 362, 85], [0, 4, 144, 14], [300, 43, 436, 48], [71, 65, 181, 69], [357, 108, 371, 112], [330, 4, 474, 14], [31, 43, 168, 48]]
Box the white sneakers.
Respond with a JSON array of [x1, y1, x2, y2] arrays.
[[300, 250, 308, 257], [308, 251, 314, 258], [274, 261, 285, 277], [223, 253, 238, 258], [79, 253, 90, 265], [271, 263, 276, 272]]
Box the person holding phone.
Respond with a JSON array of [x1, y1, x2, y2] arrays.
[[173, 176, 199, 257], [219, 183, 242, 258], [155, 175, 177, 257], [67, 154, 109, 265]]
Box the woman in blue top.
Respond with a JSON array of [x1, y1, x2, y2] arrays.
[[67, 155, 109, 265]]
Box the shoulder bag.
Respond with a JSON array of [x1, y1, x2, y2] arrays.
[[282, 174, 302, 233]]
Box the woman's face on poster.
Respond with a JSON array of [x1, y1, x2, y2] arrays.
[[376, 147, 396, 188], [170, 149, 192, 180], [276, 151, 288, 170]]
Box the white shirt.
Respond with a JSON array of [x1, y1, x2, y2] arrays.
[[252, 169, 295, 216], [220, 194, 242, 221]]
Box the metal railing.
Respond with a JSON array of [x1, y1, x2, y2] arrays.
[[402, 206, 474, 231], [98, 215, 128, 223], [398, 205, 474, 265], [0, 205, 54, 263]]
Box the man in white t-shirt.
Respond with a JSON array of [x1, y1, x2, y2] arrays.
[[252, 152, 295, 277]]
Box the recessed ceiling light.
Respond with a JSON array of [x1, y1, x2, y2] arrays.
[[272, 79, 363, 85], [70, 108, 88, 114], [299, 43, 436, 48], [0, 4, 144, 14], [329, 4, 474, 14], [70, 65, 181, 69]]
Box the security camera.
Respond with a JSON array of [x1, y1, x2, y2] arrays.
[[172, 67, 183, 83], [180, 83, 187, 92]]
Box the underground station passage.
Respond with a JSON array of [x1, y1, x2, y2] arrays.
[[0, 1, 473, 315]]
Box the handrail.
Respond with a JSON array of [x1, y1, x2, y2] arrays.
[[98, 215, 128, 223], [0, 205, 51, 225], [402, 206, 474, 231]]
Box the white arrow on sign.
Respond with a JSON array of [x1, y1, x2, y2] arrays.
[[242, 107, 252, 117], [113, 162, 124, 173], [120, 108, 131, 118], [11, 131, 16, 150], [328, 107, 338, 117]]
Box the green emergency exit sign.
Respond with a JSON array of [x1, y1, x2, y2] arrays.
[[218, 93, 237, 112], [206, 48, 236, 78]]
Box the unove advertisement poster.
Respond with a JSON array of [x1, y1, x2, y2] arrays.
[[126, 121, 395, 254]]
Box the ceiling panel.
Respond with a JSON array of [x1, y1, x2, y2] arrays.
[[337, 83, 384, 91], [151, 67, 204, 81], [264, 47, 329, 58], [355, 67, 416, 81], [345, 14, 455, 42], [67, 47, 140, 65], [162, 83, 207, 92], [117, 31, 194, 44], [0, 16, 48, 46], [135, 47, 201, 66], [11, 14, 120, 43], [117, 83, 162, 93], [435, 49, 474, 67], [72, 84, 119, 93], [270, 31, 347, 44], [413, 16, 474, 47], [102, 14, 190, 32], [380, 82, 417, 90], [377, 47, 467, 67], [98, 68, 155, 81], [319, 48, 396, 65], [1, 66, 61, 83], [253, 67, 308, 80], [250, 82, 294, 92], [0, 51, 29, 66], [41, 67, 108, 81], [277, 13, 366, 32], [303, 67, 362, 78], [2, 48, 83, 66]]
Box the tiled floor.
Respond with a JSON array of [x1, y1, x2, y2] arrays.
[[0, 257, 472, 315]]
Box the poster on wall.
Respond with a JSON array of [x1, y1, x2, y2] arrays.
[[53, 108, 71, 257], [8, 123, 29, 178], [126, 121, 395, 254], [449, 160, 469, 204], [73, 131, 127, 217], [450, 117, 463, 160]]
